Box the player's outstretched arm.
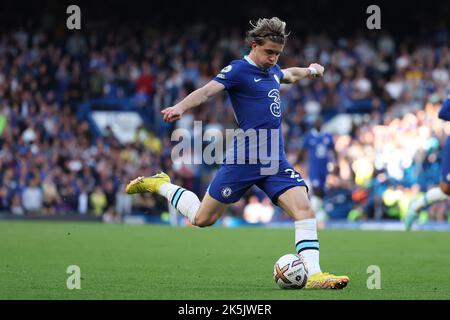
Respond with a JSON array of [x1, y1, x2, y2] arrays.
[[281, 63, 324, 84], [161, 80, 225, 122]]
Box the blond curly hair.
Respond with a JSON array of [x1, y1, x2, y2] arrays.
[[246, 17, 290, 45]]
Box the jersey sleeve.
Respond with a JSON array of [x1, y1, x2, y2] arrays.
[[274, 64, 284, 81], [438, 99, 450, 121], [213, 62, 241, 90]]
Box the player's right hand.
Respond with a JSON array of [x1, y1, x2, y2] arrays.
[[161, 106, 183, 122]]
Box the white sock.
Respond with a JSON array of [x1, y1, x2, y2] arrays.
[[158, 183, 201, 225], [412, 187, 448, 212], [295, 219, 321, 276]]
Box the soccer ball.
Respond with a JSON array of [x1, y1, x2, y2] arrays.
[[273, 253, 308, 289]]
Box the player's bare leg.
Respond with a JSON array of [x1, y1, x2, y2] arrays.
[[277, 186, 315, 220], [125, 172, 228, 227], [277, 186, 349, 289], [193, 192, 229, 227]]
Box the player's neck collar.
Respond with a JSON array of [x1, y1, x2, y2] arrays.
[[244, 55, 269, 72]]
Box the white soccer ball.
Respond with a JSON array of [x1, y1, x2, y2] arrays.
[[273, 253, 308, 289]]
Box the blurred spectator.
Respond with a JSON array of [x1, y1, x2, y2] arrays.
[[90, 186, 107, 216], [11, 194, 24, 216], [135, 62, 155, 97], [78, 184, 89, 215], [22, 178, 43, 214], [243, 196, 274, 224], [115, 185, 133, 218], [42, 176, 61, 215]]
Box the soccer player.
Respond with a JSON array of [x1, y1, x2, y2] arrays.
[[126, 17, 349, 289], [405, 97, 450, 230], [300, 118, 337, 221]]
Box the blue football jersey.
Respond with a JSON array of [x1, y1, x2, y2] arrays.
[[213, 56, 285, 163], [302, 129, 334, 174], [438, 98, 450, 121]]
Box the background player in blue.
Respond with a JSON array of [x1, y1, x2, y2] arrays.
[[405, 97, 450, 230], [125, 17, 349, 289], [300, 118, 337, 221]]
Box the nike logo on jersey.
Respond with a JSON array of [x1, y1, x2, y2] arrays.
[[254, 78, 262, 82]]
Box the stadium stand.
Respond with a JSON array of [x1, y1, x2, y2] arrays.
[[0, 0, 448, 224]]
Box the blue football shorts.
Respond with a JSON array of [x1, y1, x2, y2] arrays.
[[207, 159, 308, 205]]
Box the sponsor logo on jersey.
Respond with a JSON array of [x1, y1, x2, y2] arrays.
[[268, 89, 281, 117]]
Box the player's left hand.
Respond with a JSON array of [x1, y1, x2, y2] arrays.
[[309, 63, 324, 77]]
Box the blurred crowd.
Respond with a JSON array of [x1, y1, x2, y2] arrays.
[[0, 20, 449, 223]]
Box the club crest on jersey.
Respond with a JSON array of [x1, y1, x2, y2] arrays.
[[221, 187, 232, 198], [221, 65, 232, 73]]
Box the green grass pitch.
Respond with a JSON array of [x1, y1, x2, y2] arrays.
[[1, 221, 450, 300]]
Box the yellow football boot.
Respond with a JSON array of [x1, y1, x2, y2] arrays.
[[125, 172, 170, 194], [305, 272, 350, 289]]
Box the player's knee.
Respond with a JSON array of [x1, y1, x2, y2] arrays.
[[194, 215, 217, 228], [303, 205, 316, 219], [440, 182, 450, 196], [291, 202, 315, 220]]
